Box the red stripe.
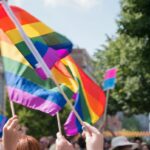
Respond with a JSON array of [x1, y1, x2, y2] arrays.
[[66, 56, 106, 117], [0, 4, 39, 31]]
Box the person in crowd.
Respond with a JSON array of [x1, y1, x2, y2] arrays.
[[0, 138, 3, 150], [17, 135, 40, 150], [77, 136, 86, 150], [133, 137, 143, 150], [2, 115, 40, 150], [48, 136, 55, 149], [72, 141, 80, 150], [3, 116, 104, 150], [55, 122, 104, 150], [104, 138, 111, 150], [39, 136, 50, 150], [110, 136, 137, 150], [141, 142, 150, 150]]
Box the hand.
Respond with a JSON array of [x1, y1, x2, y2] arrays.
[[56, 132, 74, 150], [3, 116, 23, 150], [82, 122, 103, 150]]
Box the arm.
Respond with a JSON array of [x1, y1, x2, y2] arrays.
[[2, 116, 23, 150], [55, 132, 74, 150], [82, 122, 104, 150]]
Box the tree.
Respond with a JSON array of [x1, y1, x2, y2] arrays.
[[93, 0, 150, 115]]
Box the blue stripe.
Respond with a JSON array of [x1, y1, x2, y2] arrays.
[[103, 78, 116, 91], [74, 93, 84, 133], [52, 43, 73, 53], [5, 72, 66, 107]]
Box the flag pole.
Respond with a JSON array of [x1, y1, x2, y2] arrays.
[[2, 0, 83, 132], [10, 101, 15, 116], [56, 112, 62, 135], [99, 90, 109, 131]]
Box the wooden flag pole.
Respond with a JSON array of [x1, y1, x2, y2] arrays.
[[56, 112, 62, 135], [10, 101, 15, 117], [99, 90, 109, 131], [2, 0, 84, 134]]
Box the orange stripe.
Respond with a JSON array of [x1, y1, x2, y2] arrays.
[[64, 55, 106, 117], [0, 4, 39, 31], [77, 66, 106, 117]]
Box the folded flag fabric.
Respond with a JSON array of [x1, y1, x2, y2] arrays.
[[0, 114, 7, 137], [0, 29, 78, 116], [0, 3, 73, 79], [103, 68, 117, 91], [63, 56, 106, 136]]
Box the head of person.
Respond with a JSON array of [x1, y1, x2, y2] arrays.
[[39, 136, 50, 149], [110, 136, 136, 150], [16, 135, 40, 150]]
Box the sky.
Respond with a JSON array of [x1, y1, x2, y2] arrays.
[[9, 0, 120, 56]]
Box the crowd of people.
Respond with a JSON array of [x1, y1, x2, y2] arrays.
[[0, 116, 150, 150]]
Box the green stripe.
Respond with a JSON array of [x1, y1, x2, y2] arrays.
[[2, 57, 54, 89], [15, 32, 69, 57], [77, 78, 91, 123], [53, 85, 74, 99], [2, 57, 74, 98], [15, 36, 47, 56], [42, 32, 69, 46]]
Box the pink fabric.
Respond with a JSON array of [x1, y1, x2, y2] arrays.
[[7, 86, 61, 116], [104, 68, 117, 80]]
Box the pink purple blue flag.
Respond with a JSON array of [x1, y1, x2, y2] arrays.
[[103, 68, 117, 91]]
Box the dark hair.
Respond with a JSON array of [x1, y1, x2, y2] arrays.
[[78, 136, 86, 149], [115, 145, 132, 150], [17, 135, 40, 150]]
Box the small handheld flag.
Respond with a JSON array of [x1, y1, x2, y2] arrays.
[[103, 68, 117, 91]]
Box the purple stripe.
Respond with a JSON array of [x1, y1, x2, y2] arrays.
[[35, 47, 60, 80], [57, 49, 69, 58], [7, 86, 61, 116], [72, 93, 77, 100], [104, 68, 117, 80], [64, 112, 78, 136], [35, 67, 47, 80], [44, 47, 60, 68]]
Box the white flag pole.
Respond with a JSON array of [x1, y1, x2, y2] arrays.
[[2, 0, 83, 133]]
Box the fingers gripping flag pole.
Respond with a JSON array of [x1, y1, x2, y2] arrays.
[[1, 0, 83, 133], [99, 68, 117, 130]]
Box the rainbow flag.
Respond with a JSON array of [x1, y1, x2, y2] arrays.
[[0, 3, 106, 135], [0, 29, 105, 134], [0, 3, 72, 79], [63, 56, 106, 136], [0, 29, 78, 116]]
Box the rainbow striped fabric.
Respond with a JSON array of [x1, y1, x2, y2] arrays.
[[0, 29, 105, 134], [0, 3, 106, 136], [63, 56, 106, 136], [0, 3, 72, 79], [0, 29, 77, 116]]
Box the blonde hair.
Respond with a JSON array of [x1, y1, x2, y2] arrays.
[[17, 135, 40, 150]]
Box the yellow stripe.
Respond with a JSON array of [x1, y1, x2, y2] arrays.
[[51, 67, 78, 93], [5, 22, 54, 44], [0, 29, 30, 66], [64, 57, 100, 123], [1, 41, 31, 67]]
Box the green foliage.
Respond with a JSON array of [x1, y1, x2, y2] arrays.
[[93, 0, 150, 115], [6, 98, 71, 138], [122, 116, 141, 131]]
